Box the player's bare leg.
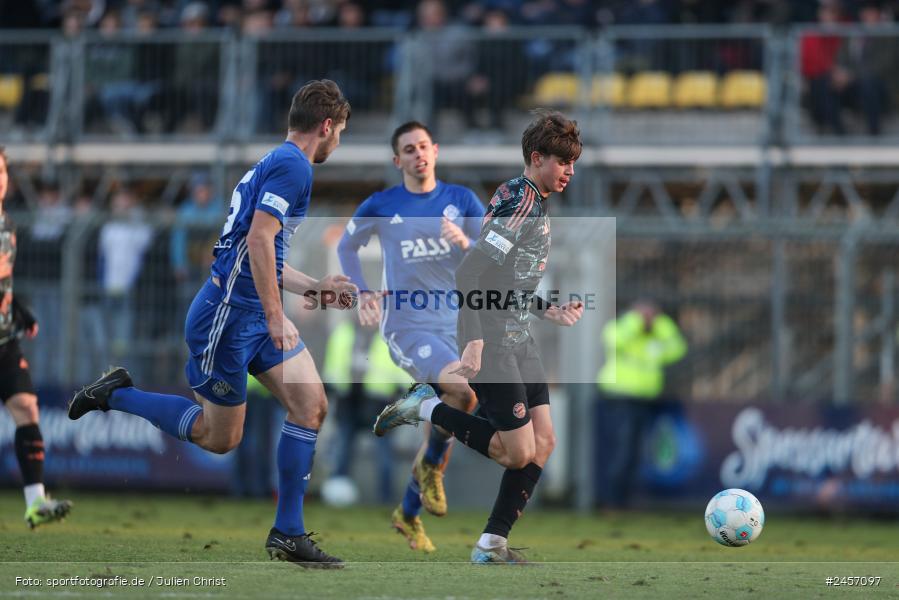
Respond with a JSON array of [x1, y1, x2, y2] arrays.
[[254, 349, 343, 568], [186, 398, 245, 454]]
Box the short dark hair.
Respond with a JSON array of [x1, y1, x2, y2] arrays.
[[521, 109, 582, 166], [288, 79, 351, 133], [390, 121, 434, 155]]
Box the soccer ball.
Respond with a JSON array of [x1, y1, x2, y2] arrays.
[[321, 476, 359, 508], [704, 488, 765, 547]]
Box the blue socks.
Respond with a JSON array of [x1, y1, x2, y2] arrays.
[[109, 387, 202, 441], [423, 426, 452, 465], [274, 422, 317, 536], [401, 476, 422, 517]]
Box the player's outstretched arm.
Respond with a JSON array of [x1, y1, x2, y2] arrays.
[[336, 231, 371, 292], [247, 209, 298, 351], [281, 264, 320, 295], [543, 301, 584, 327], [454, 247, 494, 347], [356, 290, 385, 328], [281, 265, 357, 309]]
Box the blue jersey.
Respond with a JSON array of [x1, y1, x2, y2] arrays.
[[337, 181, 484, 337], [210, 142, 312, 312]]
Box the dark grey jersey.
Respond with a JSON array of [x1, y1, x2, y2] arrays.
[[456, 176, 551, 347], [0, 213, 17, 341]]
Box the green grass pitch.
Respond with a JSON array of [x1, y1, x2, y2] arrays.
[[0, 491, 897, 599]]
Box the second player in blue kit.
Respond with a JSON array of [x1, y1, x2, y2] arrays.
[[338, 121, 484, 551], [69, 80, 356, 568]]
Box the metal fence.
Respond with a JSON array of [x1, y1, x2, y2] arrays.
[[0, 32, 63, 143], [243, 30, 400, 141], [787, 24, 899, 142], [4, 24, 899, 145], [593, 25, 774, 145], [5, 203, 898, 406], [74, 31, 232, 139]]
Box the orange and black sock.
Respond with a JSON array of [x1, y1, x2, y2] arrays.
[[15, 424, 44, 486]]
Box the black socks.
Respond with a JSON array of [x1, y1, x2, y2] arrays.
[[484, 462, 543, 538], [430, 403, 496, 458]]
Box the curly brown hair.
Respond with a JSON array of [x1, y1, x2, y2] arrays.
[[521, 110, 582, 166]]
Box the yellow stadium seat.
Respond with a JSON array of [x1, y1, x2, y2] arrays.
[[591, 73, 626, 108], [533, 72, 580, 107], [626, 72, 672, 109], [672, 71, 719, 109], [720, 70, 766, 108], [0, 75, 24, 110]]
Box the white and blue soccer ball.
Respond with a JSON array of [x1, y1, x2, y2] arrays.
[[321, 476, 360, 508], [704, 488, 765, 547]]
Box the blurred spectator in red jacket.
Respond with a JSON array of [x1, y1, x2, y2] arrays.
[[800, 0, 846, 134]]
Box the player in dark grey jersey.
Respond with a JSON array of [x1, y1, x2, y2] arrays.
[[0, 146, 72, 528], [374, 111, 584, 563]]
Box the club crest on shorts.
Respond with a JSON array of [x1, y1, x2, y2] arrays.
[[417, 344, 432, 359], [212, 380, 232, 397], [513, 402, 526, 419]]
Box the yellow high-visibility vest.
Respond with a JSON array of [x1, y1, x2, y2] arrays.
[[323, 321, 412, 397], [597, 311, 687, 399]]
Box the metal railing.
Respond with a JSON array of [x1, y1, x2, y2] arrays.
[[5, 204, 898, 405], [787, 24, 899, 143], [72, 31, 233, 139], [241, 29, 402, 142], [594, 25, 775, 145], [0, 32, 64, 143], [4, 24, 899, 146]]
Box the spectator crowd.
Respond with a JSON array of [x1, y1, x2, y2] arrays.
[[2, 1, 898, 136], [2, 1, 898, 32]]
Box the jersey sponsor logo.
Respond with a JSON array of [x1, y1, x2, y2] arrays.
[[442, 204, 460, 220], [346, 218, 357, 235], [513, 402, 526, 419], [390, 213, 404, 224], [417, 344, 432, 359], [485, 230, 513, 255], [260, 191, 289, 215], [400, 237, 451, 259], [211, 380, 233, 398]]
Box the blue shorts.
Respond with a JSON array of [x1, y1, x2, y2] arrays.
[[184, 279, 305, 406], [384, 330, 458, 383]]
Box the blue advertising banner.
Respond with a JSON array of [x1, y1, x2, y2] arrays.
[[600, 401, 899, 511], [0, 389, 232, 491]]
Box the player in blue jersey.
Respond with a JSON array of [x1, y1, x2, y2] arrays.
[[337, 121, 483, 552], [68, 80, 356, 568]]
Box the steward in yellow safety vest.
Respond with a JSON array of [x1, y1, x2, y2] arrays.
[[595, 302, 687, 508], [323, 320, 412, 400], [597, 304, 687, 400]]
